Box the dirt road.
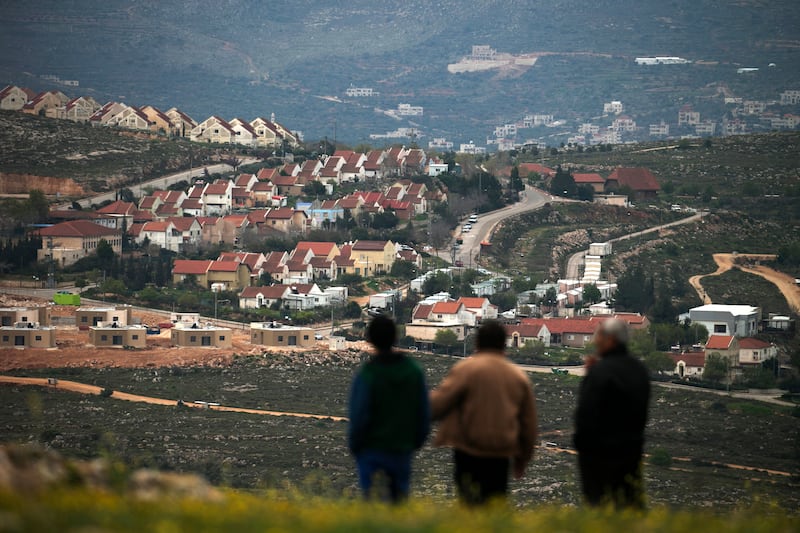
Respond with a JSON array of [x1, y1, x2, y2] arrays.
[[2, 377, 793, 479], [688, 253, 799, 312], [0, 376, 346, 421]]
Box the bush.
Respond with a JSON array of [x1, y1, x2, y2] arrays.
[[99, 388, 114, 398], [649, 448, 672, 467]]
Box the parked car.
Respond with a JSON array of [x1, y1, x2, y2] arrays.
[[469, 214, 478, 223], [455, 260, 464, 267]]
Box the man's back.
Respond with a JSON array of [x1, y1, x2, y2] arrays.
[[349, 353, 429, 455], [431, 352, 537, 458], [575, 350, 650, 453]]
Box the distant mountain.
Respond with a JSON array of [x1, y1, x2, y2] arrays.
[[1, 1, 799, 144]]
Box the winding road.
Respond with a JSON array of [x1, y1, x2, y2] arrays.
[[57, 158, 260, 210], [565, 212, 706, 280], [441, 186, 556, 266]]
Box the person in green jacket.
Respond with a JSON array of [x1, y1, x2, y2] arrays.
[[348, 315, 430, 502]]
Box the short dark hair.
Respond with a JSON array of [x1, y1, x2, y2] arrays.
[[476, 320, 506, 352], [366, 315, 396, 352]]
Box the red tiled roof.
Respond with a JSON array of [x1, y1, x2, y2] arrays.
[[247, 210, 269, 224], [139, 196, 159, 209], [457, 297, 489, 309], [166, 217, 199, 232], [613, 313, 648, 325], [223, 214, 249, 227], [251, 182, 274, 192], [431, 302, 462, 315], [204, 181, 231, 195], [413, 304, 434, 320], [232, 187, 250, 199], [155, 204, 179, 216], [271, 175, 298, 187], [208, 260, 242, 273], [520, 317, 599, 335], [670, 351, 706, 368], [97, 201, 135, 215], [142, 221, 171, 232], [737, 338, 771, 349], [338, 197, 362, 209], [0, 85, 16, 100], [296, 241, 337, 256], [266, 208, 301, 220], [173, 259, 213, 275], [187, 185, 205, 199], [353, 240, 389, 251], [573, 173, 605, 184], [309, 256, 332, 268], [128, 223, 144, 237], [518, 163, 554, 177], [235, 174, 255, 187], [257, 168, 279, 181], [506, 324, 547, 338], [705, 335, 735, 350], [197, 217, 220, 226], [606, 167, 660, 192], [180, 198, 203, 210], [240, 285, 289, 299], [36, 220, 119, 238], [286, 260, 310, 272]]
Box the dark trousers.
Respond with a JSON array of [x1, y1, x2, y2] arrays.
[[454, 450, 510, 506], [356, 450, 412, 503], [578, 449, 645, 509]]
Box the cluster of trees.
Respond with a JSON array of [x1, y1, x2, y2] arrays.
[[0, 190, 50, 234], [614, 266, 685, 323], [0, 236, 42, 273], [70, 241, 175, 292], [549, 167, 595, 201]]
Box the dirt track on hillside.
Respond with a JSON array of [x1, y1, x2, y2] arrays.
[[0, 376, 346, 421], [688, 253, 799, 312]]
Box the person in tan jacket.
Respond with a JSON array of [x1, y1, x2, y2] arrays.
[[430, 321, 538, 505]]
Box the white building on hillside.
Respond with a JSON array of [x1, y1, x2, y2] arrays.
[[689, 304, 761, 337]]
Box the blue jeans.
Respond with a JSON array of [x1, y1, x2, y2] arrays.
[[356, 450, 412, 503]]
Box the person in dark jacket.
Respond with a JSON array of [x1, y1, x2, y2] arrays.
[[574, 318, 650, 509], [348, 315, 430, 502]]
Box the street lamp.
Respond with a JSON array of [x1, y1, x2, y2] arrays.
[[213, 290, 230, 322]]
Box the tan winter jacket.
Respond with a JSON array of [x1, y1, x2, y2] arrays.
[[430, 352, 538, 466]]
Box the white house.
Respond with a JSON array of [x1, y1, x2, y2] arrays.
[[671, 351, 706, 379], [228, 118, 258, 147], [689, 304, 761, 337], [239, 285, 290, 309], [202, 181, 233, 215], [139, 221, 182, 251], [737, 338, 778, 366], [190, 116, 236, 144], [457, 297, 498, 321]]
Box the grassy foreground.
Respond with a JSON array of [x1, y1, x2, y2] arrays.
[[0, 489, 796, 533]]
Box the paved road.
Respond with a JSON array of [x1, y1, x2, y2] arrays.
[[57, 157, 260, 209], [565, 212, 706, 279], [441, 186, 556, 266]]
